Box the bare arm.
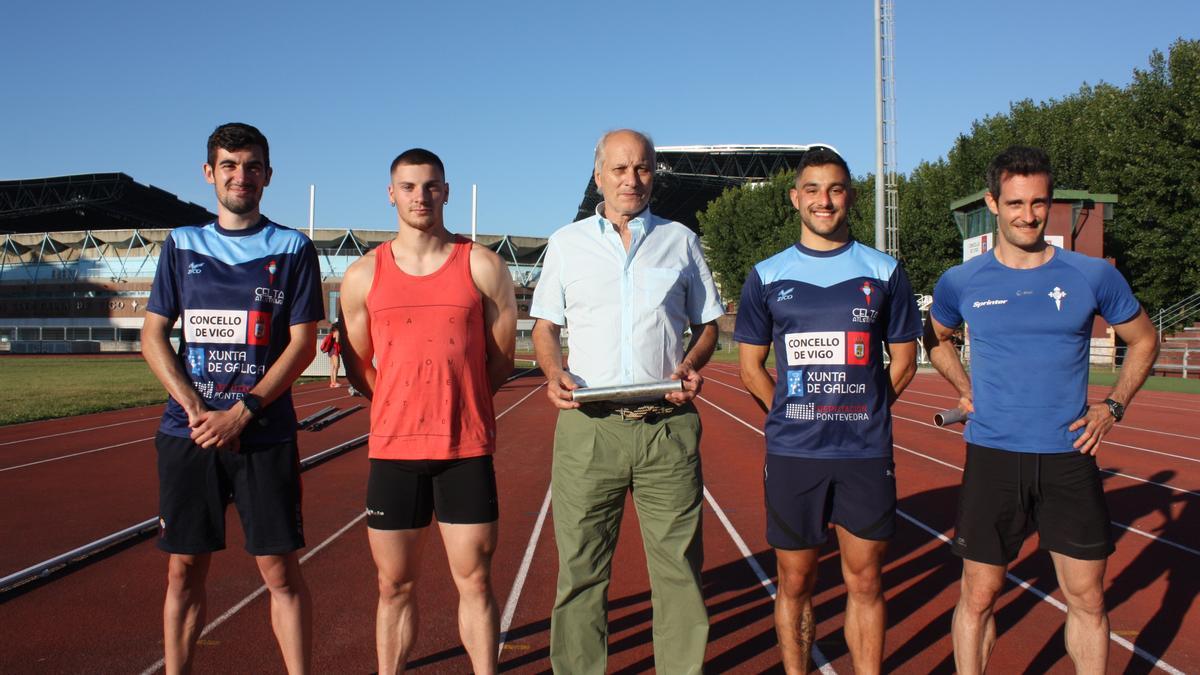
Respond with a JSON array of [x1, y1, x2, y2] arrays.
[[141, 311, 207, 426], [471, 244, 517, 394], [533, 318, 579, 410], [738, 342, 775, 414], [885, 340, 918, 403], [1069, 309, 1159, 454], [188, 320, 317, 449], [338, 254, 377, 400], [667, 321, 719, 405], [923, 314, 974, 415]]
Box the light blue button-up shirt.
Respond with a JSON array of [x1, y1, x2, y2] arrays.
[[530, 205, 725, 388]]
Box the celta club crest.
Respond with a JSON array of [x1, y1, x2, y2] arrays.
[[265, 260, 278, 285], [1048, 286, 1067, 311], [861, 282, 873, 305]]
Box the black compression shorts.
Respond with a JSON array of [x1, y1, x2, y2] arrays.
[[366, 456, 499, 530]]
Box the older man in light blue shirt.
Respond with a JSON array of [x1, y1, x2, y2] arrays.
[[531, 128, 724, 675]]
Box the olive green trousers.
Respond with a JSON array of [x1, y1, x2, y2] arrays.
[[549, 405, 708, 675]]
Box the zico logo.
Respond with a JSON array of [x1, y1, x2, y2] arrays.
[[784, 331, 871, 366]]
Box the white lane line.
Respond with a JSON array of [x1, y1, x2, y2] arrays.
[[893, 443, 1200, 556], [0, 394, 354, 472], [0, 416, 160, 447], [497, 487, 552, 655], [0, 437, 152, 473], [139, 512, 369, 675], [703, 486, 836, 675], [701, 394, 1186, 674]]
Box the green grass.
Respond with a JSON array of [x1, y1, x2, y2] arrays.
[[0, 356, 167, 426], [1088, 369, 1200, 395]]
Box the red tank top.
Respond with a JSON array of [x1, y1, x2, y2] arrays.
[[366, 237, 496, 460]]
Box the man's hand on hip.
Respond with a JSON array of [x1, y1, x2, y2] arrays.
[[1068, 402, 1117, 455]]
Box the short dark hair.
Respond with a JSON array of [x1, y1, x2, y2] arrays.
[[390, 148, 445, 180], [986, 145, 1054, 199], [796, 146, 852, 183], [207, 122, 270, 169]]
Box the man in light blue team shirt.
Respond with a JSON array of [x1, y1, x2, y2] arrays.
[[531, 129, 724, 674]]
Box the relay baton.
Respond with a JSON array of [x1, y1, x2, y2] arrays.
[[571, 380, 683, 403], [933, 408, 969, 427]]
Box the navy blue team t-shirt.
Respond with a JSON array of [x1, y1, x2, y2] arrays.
[[146, 218, 324, 443], [930, 248, 1141, 454], [735, 241, 922, 459]]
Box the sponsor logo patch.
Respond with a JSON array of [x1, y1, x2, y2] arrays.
[[187, 262, 204, 275], [852, 307, 877, 324], [972, 299, 1008, 309], [786, 369, 806, 397], [185, 309, 247, 344], [785, 402, 815, 420], [785, 331, 845, 366], [1049, 286, 1067, 311], [254, 287, 285, 305], [846, 331, 870, 365], [187, 347, 205, 377], [776, 286, 795, 302], [247, 310, 271, 346]]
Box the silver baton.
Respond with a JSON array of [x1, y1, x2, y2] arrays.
[[934, 408, 969, 426], [571, 380, 683, 403]]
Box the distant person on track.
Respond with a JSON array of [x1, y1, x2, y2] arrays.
[[924, 145, 1159, 674], [142, 122, 323, 674], [734, 146, 921, 674], [319, 321, 343, 387], [338, 148, 517, 675], [530, 128, 724, 674]]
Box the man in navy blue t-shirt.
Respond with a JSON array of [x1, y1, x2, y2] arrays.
[[142, 123, 323, 674], [925, 146, 1158, 675], [735, 147, 921, 674]]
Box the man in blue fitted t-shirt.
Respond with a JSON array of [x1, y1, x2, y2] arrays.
[[924, 146, 1158, 675], [735, 147, 922, 674], [142, 123, 324, 674]]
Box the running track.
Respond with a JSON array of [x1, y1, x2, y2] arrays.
[[1, 368, 1197, 673]]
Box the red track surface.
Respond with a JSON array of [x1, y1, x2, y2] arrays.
[[1, 370, 1197, 673]]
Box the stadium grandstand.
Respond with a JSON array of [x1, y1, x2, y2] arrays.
[[4, 145, 825, 355], [575, 144, 830, 232]]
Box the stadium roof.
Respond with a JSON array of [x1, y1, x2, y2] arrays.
[[0, 173, 215, 234], [575, 144, 835, 232]]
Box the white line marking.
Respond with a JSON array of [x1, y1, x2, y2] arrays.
[[700, 393, 1186, 674], [1113, 522, 1200, 557], [497, 487, 552, 655], [138, 511, 368, 675], [703, 487, 836, 674], [0, 416, 159, 447], [0, 437, 152, 473]]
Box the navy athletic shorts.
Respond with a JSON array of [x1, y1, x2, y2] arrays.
[[366, 456, 499, 530], [764, 454, 896, 549], [953, 443, 1114, 564], [156, 432, 305, 556]]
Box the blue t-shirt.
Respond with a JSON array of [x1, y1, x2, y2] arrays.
[[146, 218, 325, 442], [930, 248, 1141, 454], [734, 241, 922, 459]]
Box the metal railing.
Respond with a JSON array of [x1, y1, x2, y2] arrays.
[[1154, 291, 1200, 338]]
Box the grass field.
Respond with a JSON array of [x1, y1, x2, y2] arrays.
[[1, 354, 1196, 426], [0, 356, 166, 426]]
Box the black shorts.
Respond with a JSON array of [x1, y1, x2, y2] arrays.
[[156, 432, 305, 556], [366, 456, 499, 530], [764, 454, 896, 550], [953, 443, 1114, 565]]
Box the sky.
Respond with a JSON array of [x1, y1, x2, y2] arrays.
[[2, 1, 1197, 238]]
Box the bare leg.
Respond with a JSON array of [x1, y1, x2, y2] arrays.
[[255, 553, 312, 674], [163, 553, 211, 675], [440, 521, 500, 674], [1050, 552, 1109, 674], [329, 353, 341, 387], [834, 526, 888, 675], [952, 559, 1005, 675], [775, 548, 819, 674], [369, 527, 428, 675]]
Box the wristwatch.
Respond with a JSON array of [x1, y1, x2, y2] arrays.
[[1102, 397, 1125, 422], [241, 394, 265, 419]]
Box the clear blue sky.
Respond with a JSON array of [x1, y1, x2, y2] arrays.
[[3, 1, 1197, 238]]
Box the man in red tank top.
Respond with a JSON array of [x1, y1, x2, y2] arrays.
[[339, 148, 518, 675]]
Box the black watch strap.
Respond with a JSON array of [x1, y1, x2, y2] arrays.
[[1102, 397, 1124, 422], [241, 394, 264, 419]]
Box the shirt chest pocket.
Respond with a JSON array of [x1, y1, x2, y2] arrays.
[[640, 267, 683, 307]]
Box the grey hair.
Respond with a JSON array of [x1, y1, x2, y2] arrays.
[[593, 129, 656, 174]]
